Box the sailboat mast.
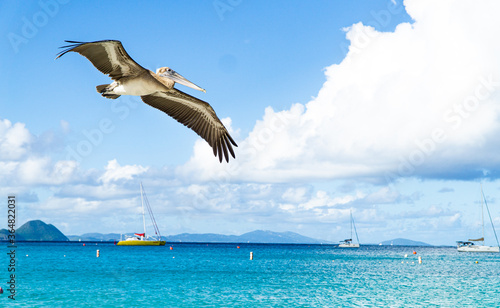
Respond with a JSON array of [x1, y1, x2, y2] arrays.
[[482, 187, 500, 248], [481, 185, 485, 246], [352, 210, 360, 245], [141, 182, 147, 238], [350, 210, 353, 240]]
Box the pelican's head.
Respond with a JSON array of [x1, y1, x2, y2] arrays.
[[156, 67, 206, 93]]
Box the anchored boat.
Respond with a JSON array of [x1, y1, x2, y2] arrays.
[[457, 185, 499, 253], [339, 210, 360, 248], [117, 183, 166, 246]]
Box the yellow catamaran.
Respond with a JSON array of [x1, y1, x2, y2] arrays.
[[117, 183, 166, 246]]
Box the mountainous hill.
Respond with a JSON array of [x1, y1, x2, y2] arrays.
[[165, 230, 328, 244], [165, 233, 240, 243], [0, 228, 19, 241], [239, 230, 325, 244], [16, 220, 69, 241], [67, 233, 122, 242], [379, 238, 431, 246]]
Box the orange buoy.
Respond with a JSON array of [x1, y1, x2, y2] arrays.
[[413, 251, 416, 254], [170, 246, 173, 250], [83, 243, 86, 246], [237, 246, 240, 249]]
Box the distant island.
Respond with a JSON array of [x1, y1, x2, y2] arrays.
[[378, 238, 431, 246], [0, 220, 69, 241]]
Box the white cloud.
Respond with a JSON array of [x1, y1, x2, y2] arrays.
[[17, 157, 78, 185], [282, 186, 309, 203], [0, 119, 32, 160], [182, 0, 500, 183], [0, 119, 79, 186], [99, 159, 148, 184]]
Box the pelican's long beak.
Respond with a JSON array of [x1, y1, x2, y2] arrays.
[[160, 70, 206, 93]]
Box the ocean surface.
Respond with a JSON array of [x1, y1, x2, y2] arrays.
[[2, 242, 500, 307]]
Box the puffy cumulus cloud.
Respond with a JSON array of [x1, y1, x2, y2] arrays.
[[181, 0, 500, 183], [0, 118, 151, 212], [17, 157, 78, 185], [0, 118, 79, 186], [0, 119, 32, 160], [282, 186, 310, 203], [99, 159, 148, 184]]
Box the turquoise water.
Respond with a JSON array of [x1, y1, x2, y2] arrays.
[[2, 243, 500, 307]]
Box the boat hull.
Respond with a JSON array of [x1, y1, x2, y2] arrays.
[[339, 243, 360, 248], [117, 240, 166, 246], [457, 245, 499, 253]]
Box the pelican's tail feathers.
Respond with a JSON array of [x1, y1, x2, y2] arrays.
[[96, 84, 121, 99]]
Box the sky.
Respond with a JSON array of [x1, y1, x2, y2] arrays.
[[2, 0, 500, 246]]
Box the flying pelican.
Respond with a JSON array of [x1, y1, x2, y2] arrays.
[[56, 40, 237, 163]]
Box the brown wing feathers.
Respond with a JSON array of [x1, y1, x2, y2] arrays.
[[141, 91, 237, 162], [56, 40, 145, 80]]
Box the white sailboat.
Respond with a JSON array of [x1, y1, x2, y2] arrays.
[[339, 210, 360, 248], [457, 186, 499, 253], [117, 183, 166, 246]]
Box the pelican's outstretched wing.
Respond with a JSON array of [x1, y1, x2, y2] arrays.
[[141, 90, 237, 163], [56, 40, 146, 80]]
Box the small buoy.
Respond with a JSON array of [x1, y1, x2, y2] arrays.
[[0, 287, 3, 294], [418, 256, 422, 264], [96, 250, 100, 258], [26, 254, 29, 257], [413, 251, 417, 255], [170, 246, 173, 250], [475, 261, 479, 264], [237, 246, 240, 249], [250, 252, 253, 260], [404, 254, 408, 258], [83, 243, 86, 246]]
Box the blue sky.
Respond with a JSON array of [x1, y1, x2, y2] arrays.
[[2, 0, 500, 245]]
